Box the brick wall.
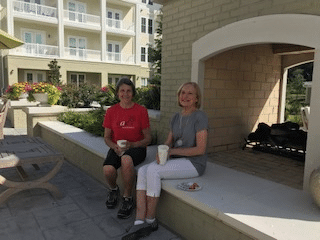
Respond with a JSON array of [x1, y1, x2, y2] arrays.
[[204, 44, 281, 152], [158, 0, 320, 148]]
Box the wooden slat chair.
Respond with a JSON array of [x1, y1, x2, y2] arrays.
[[0, 99, 40, 180], [0, 99, 10, 140]]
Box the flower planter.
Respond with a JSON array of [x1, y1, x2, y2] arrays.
[[33, 93, 49, 106], [19, 92, 29, 100]]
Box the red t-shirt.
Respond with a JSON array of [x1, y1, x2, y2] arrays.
[[102, 103, 150, 143]]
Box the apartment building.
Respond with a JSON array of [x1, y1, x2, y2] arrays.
[[0, 0, 161, 92]]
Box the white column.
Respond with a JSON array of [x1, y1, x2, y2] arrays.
[[7, 0, 14, 35], [304, 48, 320, 190], [58, 0, 64, 58], [135, 4, 140, 65], [101, 0, 106, 62]]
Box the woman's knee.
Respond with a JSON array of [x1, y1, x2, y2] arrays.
[[146, 162, 161, 175], [103, 165, 116, 176], [121, 155, 134, 169]]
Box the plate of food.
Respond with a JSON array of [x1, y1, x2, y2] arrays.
[[177, 182, 202, 191]]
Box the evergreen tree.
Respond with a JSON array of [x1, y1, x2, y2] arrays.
[[48, 59, 61, 85]]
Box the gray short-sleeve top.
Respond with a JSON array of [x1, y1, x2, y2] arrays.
[[170, 110, 209, 176]]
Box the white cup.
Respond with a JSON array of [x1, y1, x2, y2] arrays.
[[158, 145, 169, 165], [117, 140, 127, 156]]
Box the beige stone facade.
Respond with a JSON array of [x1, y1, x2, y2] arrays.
[[155, 0, 320, 142]]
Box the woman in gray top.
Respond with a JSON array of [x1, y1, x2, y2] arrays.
[[122, 82, 209, 240]]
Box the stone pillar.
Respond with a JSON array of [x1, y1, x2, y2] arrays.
[[22, 106, 67, 137]]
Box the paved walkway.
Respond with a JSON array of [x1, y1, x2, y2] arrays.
[[0, 123, 182, 240]]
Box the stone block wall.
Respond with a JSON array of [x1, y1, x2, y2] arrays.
[[157, 0, 320, 147], [204, 44, 281, 152]]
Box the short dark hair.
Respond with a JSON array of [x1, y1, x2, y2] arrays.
[[115, 78, 136, 97]]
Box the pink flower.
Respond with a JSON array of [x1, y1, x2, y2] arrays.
[[25, 84, 32, 92], [57, 86, 62, 91], [101, 86, 109, 92]]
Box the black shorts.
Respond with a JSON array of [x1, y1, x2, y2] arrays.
[[103, 147, 147, 170]]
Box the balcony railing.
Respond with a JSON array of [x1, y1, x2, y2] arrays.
[[106, 52, 135, 64], [11, 44, 136, 64], [13, 0, 57, 18], [106, 18, 135, 32], [65, 47, 101, 61], [12, 43, 59, 58], [64, 10, 100, 26]]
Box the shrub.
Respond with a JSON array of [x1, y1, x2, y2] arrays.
[[58, 109, 105, 137], [59, 83, 100, 108], [94, 84, 119, 107]]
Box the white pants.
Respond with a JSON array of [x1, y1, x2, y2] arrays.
[[136, 158, 199, 197]]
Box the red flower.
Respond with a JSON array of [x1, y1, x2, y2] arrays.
[[5, 85, 12, 93], [101, 86, 109, 92]]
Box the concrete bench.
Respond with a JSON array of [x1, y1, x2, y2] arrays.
[[37, 121, 320, 240]]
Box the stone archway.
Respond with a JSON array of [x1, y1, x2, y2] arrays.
[[192, 14, 320, 190]]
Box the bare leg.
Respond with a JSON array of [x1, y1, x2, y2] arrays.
[[103, 165, 117, 189], [146, 196, 159, 219], [121, 155, 135, 197], [136, 190, 147, 220]]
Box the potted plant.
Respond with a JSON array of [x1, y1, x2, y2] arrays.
[[28, 82, 61, 105], [5, 82, 32, 100]]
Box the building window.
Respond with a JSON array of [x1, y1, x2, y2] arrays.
[[148, 0, 153, 5], [141, 47, 152, 63], [141, 78, 148, 87], [108, 76, 122, 85], [70, 73, 85, 87], [68, 36, 86, 58], [107, 9, 121, 29], [25, 71, 45, 83], [148, 19, 153, 34], [107, 42, 121, 62], [141, 17, 146, 33], [141, 47, 146, 62], [142, 0, 146, 3], [68, 1, 87, 23]]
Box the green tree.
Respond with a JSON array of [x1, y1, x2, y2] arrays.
[[148, 10, 162, 78], [285, 62, 313, 123], [48, 59, 61, 85]]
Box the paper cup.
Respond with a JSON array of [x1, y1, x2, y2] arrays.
[[117, 140, 127, 156], [117, 140, 127, 148], [158, 145, 169, 165]]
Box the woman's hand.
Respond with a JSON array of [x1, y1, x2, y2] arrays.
[[114, 145, 124, 156]]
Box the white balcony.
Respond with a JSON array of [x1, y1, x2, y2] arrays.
[[65, 47, 101, 62], [106, 19, 135, 36], [64, 10, 100, 28], [13, 0, 57, 19], [106, 52, 135, 64], [11, 43, 59, 58]]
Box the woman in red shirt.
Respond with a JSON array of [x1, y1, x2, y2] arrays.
[[103, 78, 151, 219]]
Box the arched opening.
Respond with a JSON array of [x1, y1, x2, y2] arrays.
[[192, 14, 320, 190]]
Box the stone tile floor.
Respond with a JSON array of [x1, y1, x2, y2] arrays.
[[0, 123, 182, 240], [209, 147, 305, 190]]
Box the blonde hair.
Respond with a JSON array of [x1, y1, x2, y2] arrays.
[[177, 82, 202, 109]]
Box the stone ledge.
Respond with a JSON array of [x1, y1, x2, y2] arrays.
[[37, 121, 320, 240]]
